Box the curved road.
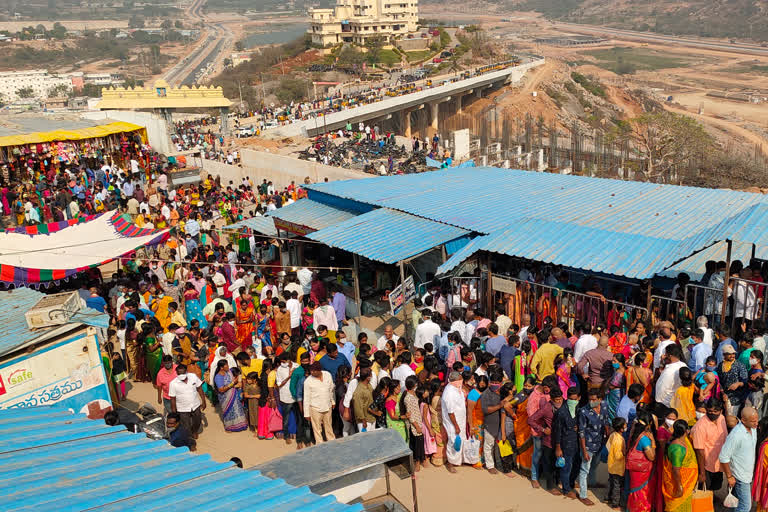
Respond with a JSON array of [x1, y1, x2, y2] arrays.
[[554, 22, 768, 57]]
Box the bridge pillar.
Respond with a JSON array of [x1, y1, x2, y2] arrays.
[[428, 102, 439, 131], [401, 109, 412, 138], [475, 88, 484, 99], [220, 107, 230, 136], [456, 94, 463, 114]]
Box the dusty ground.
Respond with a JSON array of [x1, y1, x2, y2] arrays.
[[124, 378, 616, 512]]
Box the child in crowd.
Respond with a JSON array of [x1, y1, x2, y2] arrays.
[[606, 417, 626, 510], [243, 372, 261, 435], [670, 367, 696, 425]]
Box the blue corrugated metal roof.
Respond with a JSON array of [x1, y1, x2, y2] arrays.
[[266, 199, 359, 232], [0, 288, 110, 358], [436, 218, 723, 279], [0, 407, 361, 512], [224, 215, 278, 237], [306, 167, 768, 240], [662, 240, 768, 280], [306, 208, 469, 264]]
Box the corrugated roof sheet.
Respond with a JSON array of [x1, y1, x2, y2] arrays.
[[435, 218, 724, 279], [266, 199, 358, 233], [0, 407, 361, 512], [306, 167, 768, 240], [0, 288, 110, 358], [662, 240, 768, 280], [306, 208, 469, 264], [223, 215, 278, 237]]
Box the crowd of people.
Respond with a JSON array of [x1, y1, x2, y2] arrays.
[[91, 218, 768, 511]]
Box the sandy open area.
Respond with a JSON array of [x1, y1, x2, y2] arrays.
[[0, 20, 129, 31], [125, 379, 616, 512]]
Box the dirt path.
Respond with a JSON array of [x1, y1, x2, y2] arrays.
[[664, 103, 768, 156]]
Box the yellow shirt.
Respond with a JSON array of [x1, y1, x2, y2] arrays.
[[267, 370, 276, 387], [530, 343, 564, 380], [607, 432, 625, 475], [296, 347, 307, 364], [239, 361, 263, 379], [670, 385, 696, 425]]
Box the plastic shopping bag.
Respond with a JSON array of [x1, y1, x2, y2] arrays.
[[723, 487, 739, 509], [462, 435, 481, 465]]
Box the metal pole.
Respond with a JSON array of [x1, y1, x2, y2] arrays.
[[410, 453, 419, 512], [353, 253, 363, 337], [486, 252, 493, 316], [399, 259, 409, 341], [645, 279, 653, 320], [752, 243, 756, 261], [721, 239, 732, 324]]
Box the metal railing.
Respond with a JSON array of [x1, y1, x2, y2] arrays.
[[686, 277, 767, 336], [650, 294, 691, 330], [492, 275, 647, 333]]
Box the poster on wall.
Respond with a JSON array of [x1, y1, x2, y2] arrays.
[[0, 329, 111, 417], [389, 275, 417, 316]]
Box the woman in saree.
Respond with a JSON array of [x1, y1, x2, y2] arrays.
[[183, 282, 208, 329], [301, 300, 315, 333], [508, 376, 536, 475], [466, 374, 487, 469], [213, 360, 248, 432], [235, 292, 256, 352], [427, 380, 445, 466], [143, 324, 163, 383], [555, 348, 576, 397], [662, 420, 698, 512], [654, 408, 678, 512], [385, 380, 408, 442], [627, 410, 656, 512], [125, 318, 140, 379], [626, 351, 653, 405], [199, 276, 215, 311], [256, 303, 273, 348], [753, 419, 768, 512], [514, 340, 533, 393], [606, 353, 626, 420]]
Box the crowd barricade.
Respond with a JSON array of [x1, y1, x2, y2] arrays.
[[491, 275, 647, 334], [686, 278, 768, 334], [684, 282, 725, 329], [651, 294, 690, 330]]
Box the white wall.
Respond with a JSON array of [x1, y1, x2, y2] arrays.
[[80, 110, 172, 155], [214, 149, 373, 189]]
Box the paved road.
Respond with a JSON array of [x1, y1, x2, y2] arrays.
[[553, 22, 768, 56]]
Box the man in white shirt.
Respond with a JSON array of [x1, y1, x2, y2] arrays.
[[654, 327, 676, 369], [161, 325, 179, 356], [733, 270, 757, 322], [260, 277, 278, 303], [494, 306, 512, 337], [573, 323, 598, 363], [284, 276, 304, 302], [297, 268, 313, 297], [376, 325, 400, 351], [228, 271, 246, 300], [450, 309, 469, 345], [303, 362, 336, 443], [275, 354, 297, 444], [286, 291, 302, 336], [518, 313, 531, 342], [415, 310, 441, 349], [212, 266, 227, 296], [655, 344, 687, 406], [168, 364, 206, 438], [392, 352, 416, 389], [697, 315, 714, 347]]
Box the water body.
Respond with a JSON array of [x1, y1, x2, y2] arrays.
[[244, 23, 307, 48]]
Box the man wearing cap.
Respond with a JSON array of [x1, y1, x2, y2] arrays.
[[717, 344, 748, 417], [303, 361, 336, 443], [441, 370, 467, 473]]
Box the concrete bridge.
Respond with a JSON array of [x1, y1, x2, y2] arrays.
[[267, 58, 545, 138]]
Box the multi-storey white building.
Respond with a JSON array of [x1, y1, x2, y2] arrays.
[[0, 70, 73, 103], [308, 0, 419, 46]]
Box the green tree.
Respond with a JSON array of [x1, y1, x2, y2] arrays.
[[49, 22, 67, 40], [275, 77, 307, 103], [174, 20, 183, 29], [81, 83, 103, 97], [47, 83, 69, 97], [129, 15, 144, 28], [365, 36, 386, 64], [160, 19, 172, 30], [16, 87, 35, 98], [610, 111, 714, 182], [234, 40, 245, 51]]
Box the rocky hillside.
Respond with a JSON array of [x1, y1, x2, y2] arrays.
[[514, 0, 768, 41]]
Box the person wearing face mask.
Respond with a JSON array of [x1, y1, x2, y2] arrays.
[[653, 408, 679, 512], [745, 349, 765, 412], [553, 386, 581, 498], [689, 328, 712, 373], [290, 351, 313, 449], [275, 353, 297, 445], [169, 363, 206, 439], [691, 397, 727, 495]]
